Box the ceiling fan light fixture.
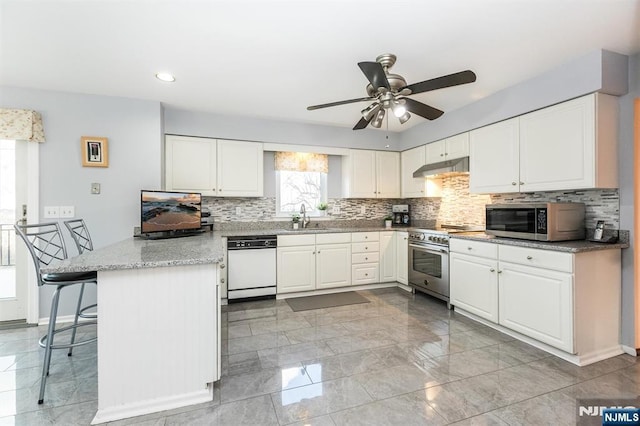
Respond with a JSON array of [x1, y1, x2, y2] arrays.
[[398, 111, 411, 124], [361, 103, 381, 121], [392, 102, 407, 118], [371, 109, 385, 128]]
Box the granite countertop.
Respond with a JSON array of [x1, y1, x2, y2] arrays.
[[41, 232, 225, 273], [451, 232, 629, 253]]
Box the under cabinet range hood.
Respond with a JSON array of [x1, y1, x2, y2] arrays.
[[412, 157, 469, 178]]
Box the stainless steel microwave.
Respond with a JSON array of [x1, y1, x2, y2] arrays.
[[485, 202, 585, 241]]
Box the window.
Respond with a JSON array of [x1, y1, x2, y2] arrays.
[[274, 151, 329, 217], [276, 170, 327, 217]]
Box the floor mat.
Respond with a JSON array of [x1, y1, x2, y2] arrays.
[[286, 291, 369, 312]]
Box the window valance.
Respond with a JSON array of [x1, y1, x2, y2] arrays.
[[0, 109, 46, 142], [275, 151, 328, 173]]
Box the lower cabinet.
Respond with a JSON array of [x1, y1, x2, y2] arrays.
[[316, 243, 352, 289], [379, 231, 396, 282], [396, 231, 408, 284], [351, 232, 380, 285], [450, 238, 622, 360], [277, 245, 316, 293]]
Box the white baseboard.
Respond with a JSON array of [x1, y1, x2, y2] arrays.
[[276, 282, 398, 299], [622, 345, 639, 356], [38, 314, 96, 326]]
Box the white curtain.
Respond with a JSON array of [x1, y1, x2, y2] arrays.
[[0, 109, 46, 142]]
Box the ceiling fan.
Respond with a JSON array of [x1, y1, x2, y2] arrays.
[[307, 53, 477, 130]]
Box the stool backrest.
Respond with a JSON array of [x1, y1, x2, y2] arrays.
[[14, 222, 68, 285], [64, 219, 93, 254]]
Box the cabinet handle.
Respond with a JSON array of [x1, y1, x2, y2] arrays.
[[365, 257, 368, 260], [404, 237, 408, 240], [511, 182, 517, 186], [445, 152, 448, 156], [313, 251, 316, 254], [440, 153, 444, 157], [490, 268, 495, 272], [220, 278, 225, 283], [365, 236, 368, 239], [220, 264, 225, 269], [317, 250, 321, 254], [520, 182, 524, 185], [365, 273, 368, 276], [498, 270, 503, 274], [526, 256, 532, 260], [467, 247, 472, 250], [365, 247, 368, 250]]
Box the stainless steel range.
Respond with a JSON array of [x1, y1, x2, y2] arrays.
[[408, 225, 481, 308]]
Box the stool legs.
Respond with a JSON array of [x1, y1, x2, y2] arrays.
[[67, 283, 86, 356], [39, 285, 62, 404]]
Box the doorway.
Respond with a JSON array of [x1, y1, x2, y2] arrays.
[[0, 139, 39, 323]]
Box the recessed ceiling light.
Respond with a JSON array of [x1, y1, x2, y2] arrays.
[[155, 72, 175, 83]]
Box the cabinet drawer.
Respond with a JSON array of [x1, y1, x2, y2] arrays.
[[352, 252, 380, 264], [499, 245, 573, 272], [351, 241, 380, 253], [278, 234, 316, 247], [352, 264, 379, 285], [316, 232, 351, 244], [351, 232, 380, 242], [450, 239, 498, 258]]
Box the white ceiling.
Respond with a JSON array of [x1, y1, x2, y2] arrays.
[[1, 0, 639, 132]]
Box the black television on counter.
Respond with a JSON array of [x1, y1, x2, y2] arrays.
[[140, 190, 203, 238]]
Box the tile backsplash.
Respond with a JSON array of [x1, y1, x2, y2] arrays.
[[203, 174, 620, 229]]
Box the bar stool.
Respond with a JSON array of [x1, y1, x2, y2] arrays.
[[14, 221, 97, 404], [63, 219, 97, 356]]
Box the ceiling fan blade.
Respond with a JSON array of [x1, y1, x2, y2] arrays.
[[307, 96, 375, 110], [352, 116, 372, 130], [358, 61, 391, 91], [403, 70, 476, 95], [402, 98, 444, 120]]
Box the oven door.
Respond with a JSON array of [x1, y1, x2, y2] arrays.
[[408, 243, 449, 298]]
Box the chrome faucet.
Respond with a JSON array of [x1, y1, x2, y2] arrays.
[[300, 204, 310, 228]]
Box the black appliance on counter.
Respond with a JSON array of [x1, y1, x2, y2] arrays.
[[392, 205, 411, 226]]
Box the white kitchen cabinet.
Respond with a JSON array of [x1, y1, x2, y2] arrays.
[[277, 245, 316, 293], [469, 118, 520, 193], [379, 231, 396, 283], [316, 243, 352, 289], [165, 136, 218, 196], [400, 145, 442, 198], [396, 231, 408, 285], [450, 237, 622, 364], [469, 94, 618, 194], [425, 133, 469, 164], [216, 139, 264, 197], [220, 237, 228, 299], [498, 261, 573, 352], [342, 150, 400, 198], [351, 232, 379, 285], [450, 240, 499, 322], [165, 136, 264, 197], [277, 233, 351, 294]]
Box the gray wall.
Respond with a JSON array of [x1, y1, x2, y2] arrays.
[[0, 86, 163, 319], [618, 53, 639, 349]]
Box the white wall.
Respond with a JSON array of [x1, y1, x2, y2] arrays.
[[0, 86, 163, 318]]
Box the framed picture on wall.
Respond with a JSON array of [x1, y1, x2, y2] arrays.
[[81, 136, 109, 167]]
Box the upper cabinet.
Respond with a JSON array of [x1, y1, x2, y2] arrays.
[[342, 150, 400, 198], [400, 145, 443, 198], [470, 93, 618, 194], [425, 133, 470, 164], [165, 135, 264, 197]]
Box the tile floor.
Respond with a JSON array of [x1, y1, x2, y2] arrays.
[[0, 287, 638, 425]]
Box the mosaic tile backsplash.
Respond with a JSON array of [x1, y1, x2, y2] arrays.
[[202, 174, 620, 230]]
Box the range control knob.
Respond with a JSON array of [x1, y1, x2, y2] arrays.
[[419, 234, 425, 240]]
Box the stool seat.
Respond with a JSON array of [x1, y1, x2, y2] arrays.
[[42, 271, 98, 283]]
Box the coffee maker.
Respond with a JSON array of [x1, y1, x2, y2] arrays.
[[392, 205, 411, 226]]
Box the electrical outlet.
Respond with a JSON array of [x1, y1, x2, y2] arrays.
[[91, 183, 101, 194], [360, 205, 366, 215], [331, 205, 340, 215], [60, 206, 75, 218], [235, 207, 242, 215], [44, 206, 60, 218]]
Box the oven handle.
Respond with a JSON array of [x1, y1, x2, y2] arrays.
[[409, 243, 449, 254]]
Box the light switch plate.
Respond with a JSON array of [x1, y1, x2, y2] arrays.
[[332, 205, 340, 215], [360, 206, 366, 215], [60, 206, 75, 218], [44, 206, 60, 218]]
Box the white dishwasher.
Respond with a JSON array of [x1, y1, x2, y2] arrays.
[[227, 235, 277, 301]]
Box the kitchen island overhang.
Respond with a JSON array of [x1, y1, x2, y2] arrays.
[[41, 233, 224, 424]]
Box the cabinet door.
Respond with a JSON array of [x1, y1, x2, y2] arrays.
[[401, 145, 427, 198], [379, 231, 396, 282], [376, 151, 400, 198], [450, 253, 499, 322], [165, 136, 217, 196], [216, 140, 264, 197], [343, 150, 377, 198], [469, 118, 519, 194], [276, 246, 316, 293], [445, 133, 470, 160], [425, 140, 446, 164], [395, 232, 408, 285], [519, 95, 595, 192], [316, 243, 351, 289], [219, 238, 228, 299], [499, 262, 574, 353]]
